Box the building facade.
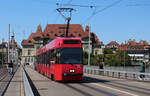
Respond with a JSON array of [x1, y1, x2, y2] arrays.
[[0, 33, 21, 65], [106, 41, 119, 53], [118, 40, 150, 65]]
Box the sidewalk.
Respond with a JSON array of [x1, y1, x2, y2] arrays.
[[4, 66, 24, 96]]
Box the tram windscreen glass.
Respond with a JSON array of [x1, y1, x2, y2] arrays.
[[60, 48, 82, 64], [63, 40, 79, 44]]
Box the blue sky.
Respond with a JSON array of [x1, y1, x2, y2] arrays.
[[0, 0, 150, 46]]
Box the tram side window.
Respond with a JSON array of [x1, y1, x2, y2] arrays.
[[41, 54, 43, 64], [45, 52, 48, 64], [43, 53, 45, 64], [50, 49, 55, 62], [44, 52, 47, 65], [40, 54, 42, 64], [39, 55, 41, 64], [43, 53, 46, 64], [38, 55, 39, 64], [36, 56, 39, 64], [56, 48, 61, 64], [47, 51, 51, 64]]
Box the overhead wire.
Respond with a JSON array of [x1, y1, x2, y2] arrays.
[[81, 0, 123, 24]]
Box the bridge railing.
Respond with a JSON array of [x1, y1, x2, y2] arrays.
[[84, 67, 150, 81], [22, 67, 34, 96]]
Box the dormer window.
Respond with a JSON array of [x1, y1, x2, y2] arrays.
[[55, 34, 57, 36], [28, 40, 31, 43], [86, 29, 89, 32], [70, 34, 74, 37], [78, 34, 81, 37]]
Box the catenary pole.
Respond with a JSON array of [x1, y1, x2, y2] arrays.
[[8, 24, 10, 63], [88, 25, 91, 66]]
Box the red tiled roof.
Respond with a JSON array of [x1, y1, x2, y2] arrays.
[[106, 41, 119, 46], [21, 40, 34, 46], [10, 39, 16, 45], [98, 41, 104, 46], [22, 24, 102, 46], [139, 40, 148, 45], [43, 24, 88, 39], [36, 24, 42, 33], [118, 40, 149, 51], [127, 40, 137, 45]]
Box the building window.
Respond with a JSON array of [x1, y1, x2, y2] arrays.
[[28, 50, 31, 55], [86, 29, 89, 32], [55, 34, 57, 36], [85, 46, 89, 50], [31, 57, 33, 62], [95, 50, 98, 55], [59, 27, 67, 29], [70, 34, 74, 37], [28, 40, 31, 43], [47, 34, 49, 36], [28, 58, 30, 62], [78, 34, 81, 37], [25, 58, 27, 62]]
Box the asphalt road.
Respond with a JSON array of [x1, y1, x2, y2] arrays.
[[25, 67, 150, 96], [0, 65, 18, 95]]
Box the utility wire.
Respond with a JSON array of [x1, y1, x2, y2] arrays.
[[82, 0, 123, 24], [57, 3, 96, 8]]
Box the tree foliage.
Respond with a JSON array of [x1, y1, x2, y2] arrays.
[[104, 50, 131, 66], [104, 48, 113, 54], [0, 53, 2, 66], [83, 49, 131, 66], [0, 52, 6, 66]]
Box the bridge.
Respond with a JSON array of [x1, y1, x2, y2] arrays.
[[0, 65, 150, 96]]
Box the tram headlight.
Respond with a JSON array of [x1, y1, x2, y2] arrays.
[[70, 69, 75, 73]]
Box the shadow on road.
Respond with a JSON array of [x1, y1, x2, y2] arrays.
[[60, 76, 109, 84], [83, 76, 109, 83]]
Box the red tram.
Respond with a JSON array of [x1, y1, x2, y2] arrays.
[[35, 37, 83, 81]]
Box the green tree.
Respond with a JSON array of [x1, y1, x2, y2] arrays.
[[104, 50, 131, 66], [114, 50, 131, 66], [83, 50, 131, 66], [83, 51, 88, 65], [104, 48, 113, 54], [104, 54, 115, 66]]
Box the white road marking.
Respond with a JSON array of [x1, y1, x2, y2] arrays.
[[91, 83, 139, 96]]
